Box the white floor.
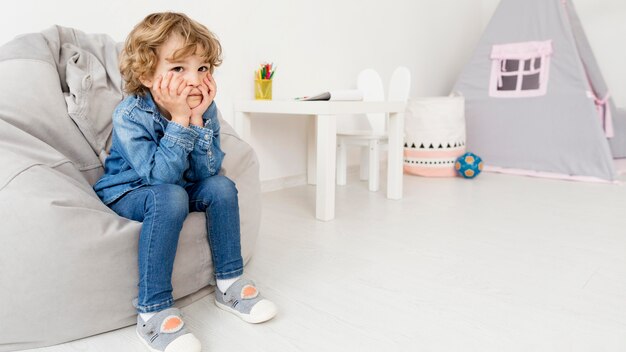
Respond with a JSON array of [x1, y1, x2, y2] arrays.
[[23, 172, 626, 352]]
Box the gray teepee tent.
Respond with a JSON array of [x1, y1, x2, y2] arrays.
[[454, 0, 625, 182]]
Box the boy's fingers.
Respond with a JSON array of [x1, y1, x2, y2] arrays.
[[181, 85, 193, 98], [152, 75, 162, 92], [152, 76, 166, 101], [208, 84, 216, 98], [161, 72, 172, 90], [206, 76, 214, 88], [204, 80, 215, 96], [176, 79, 187, 95], [170, 76, 183, 96]]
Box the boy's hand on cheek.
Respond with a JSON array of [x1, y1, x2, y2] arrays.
[[190, 75, 217, 127], [152, 72, 192, 126]]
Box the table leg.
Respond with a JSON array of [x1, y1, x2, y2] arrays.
[[307, 116, 316, 185], [387, 111, 404, 199], [315, 114, 337, 221]]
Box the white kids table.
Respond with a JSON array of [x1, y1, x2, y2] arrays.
[[233, 100, 406, 221]]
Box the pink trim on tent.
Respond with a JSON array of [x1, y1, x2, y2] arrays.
[[484, 165, 619, 184], [562, 0, 614, 139], [489, 40, 552, 98], [614, 158, 626, 175], [591, 92, 614, 138], [490, 40, 553, 59]]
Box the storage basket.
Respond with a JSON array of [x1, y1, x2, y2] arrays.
[[403, 96, 466, 177]]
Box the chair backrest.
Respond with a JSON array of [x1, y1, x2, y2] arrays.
[[388, 66, 411, 102], [357, 68, 386, 134]]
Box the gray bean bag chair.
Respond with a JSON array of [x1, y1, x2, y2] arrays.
[[0, 26, 261, 351]]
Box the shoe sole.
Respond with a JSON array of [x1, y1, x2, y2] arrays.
[[215, 298, 277, 324], [136, 330, 201, 352]]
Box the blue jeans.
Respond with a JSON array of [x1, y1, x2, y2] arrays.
[[110, 175, 244, 313]]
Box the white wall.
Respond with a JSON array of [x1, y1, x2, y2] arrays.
[[1, 0, 623, 184]]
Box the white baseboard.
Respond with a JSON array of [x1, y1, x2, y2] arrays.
[[261, 174, 307, 193], [261, 165, 363, 193]]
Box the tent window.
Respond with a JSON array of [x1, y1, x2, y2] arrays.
[[521, 73, 540, 90], [505, 60, 519, 71], [500, 75, 518, 91], [489, 40, 552, 98]]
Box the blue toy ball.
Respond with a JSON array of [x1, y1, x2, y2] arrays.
[[455, 152, 483, 179]]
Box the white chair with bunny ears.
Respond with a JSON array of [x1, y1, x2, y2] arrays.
[[336, 69, 385, 191], [336, 66, 411, 192], [388, 66, 411, 103]]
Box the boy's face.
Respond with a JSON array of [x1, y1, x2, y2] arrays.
[[141, 35, 211, 109]]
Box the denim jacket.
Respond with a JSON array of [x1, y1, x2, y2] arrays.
[[93, 93, 225, 205]]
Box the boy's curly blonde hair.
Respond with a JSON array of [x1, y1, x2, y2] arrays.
[[120, 12, 222, 96]]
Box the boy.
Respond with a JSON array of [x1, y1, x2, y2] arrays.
[[94, 12, 277, 352]]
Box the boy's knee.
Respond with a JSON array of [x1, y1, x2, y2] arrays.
[[195, 176, 238, 205], [146, 184, 189, 216], [215, 175, 237, 194], [211, 176, 238, 203]]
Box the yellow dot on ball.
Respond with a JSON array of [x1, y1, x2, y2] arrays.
[[464, 169, 475, 177], [455, 161, 461, 170], [478, 161, 483, 171], [465, 156, 475, 164]]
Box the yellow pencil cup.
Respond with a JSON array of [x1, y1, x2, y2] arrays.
[[255, 79, 272, 100]]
